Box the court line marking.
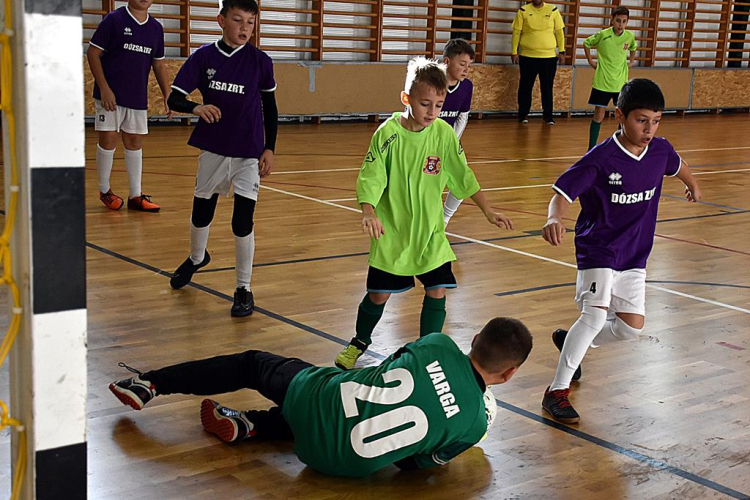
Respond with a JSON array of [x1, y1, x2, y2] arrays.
[[496, 281, 750, 297], [261, 184, 750, 316], [85, 240, 750, 500]]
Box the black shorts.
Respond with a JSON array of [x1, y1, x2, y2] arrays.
[[366, 262, 457, 293], [589, 88, 620, 107]]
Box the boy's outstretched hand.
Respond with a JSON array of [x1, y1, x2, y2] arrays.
[[685, 185, 702, 202], [362, 213, 385, 239], [485, 210, 514, 230], [542, 219, 566, 246]]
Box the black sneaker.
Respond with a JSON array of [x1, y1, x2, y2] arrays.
[[170, 251, 211, 289], [542, 386, 580, 424], [201, 399, 256, 442], [231, 287, 254, 317], [545, 118, 556, 126], [109, 363, 156, 411], [519, 117, 529, 124], [552, 329, 582, 381]]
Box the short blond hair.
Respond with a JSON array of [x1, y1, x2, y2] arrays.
[[404, 56, 448, 95]]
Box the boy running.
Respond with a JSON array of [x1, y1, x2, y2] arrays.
[[109, 317, 533, 477], [334, 57, 514, 370], [166, 0, 279, 317], [540, 79, 702, 423], [439, 38, 475, 226], [87, 0, 171, 212], [584, 6, 637, 150]]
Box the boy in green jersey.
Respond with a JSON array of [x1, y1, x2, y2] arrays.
[[335, 57, 515, 370], [584, 6, 637, 150], [109, 317, 533, 477]]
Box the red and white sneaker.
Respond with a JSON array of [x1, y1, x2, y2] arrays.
[[109, 374, 156, 410], [200, 399, 256, 442]]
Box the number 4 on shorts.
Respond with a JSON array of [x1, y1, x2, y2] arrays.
[[589, 282, 597, 294]]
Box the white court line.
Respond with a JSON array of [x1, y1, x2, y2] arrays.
[[272, 167, 360, 175], [261, 184, 750, 315]]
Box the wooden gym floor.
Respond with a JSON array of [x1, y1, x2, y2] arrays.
[[5, 112, 750, 498]]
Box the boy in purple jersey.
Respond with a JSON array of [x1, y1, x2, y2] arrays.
[[439, 38, 476, 227], [166, 0, 278, 318], [87, 0, 171, 212], [539, 79, 702, 423]]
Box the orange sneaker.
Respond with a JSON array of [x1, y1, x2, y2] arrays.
[[127, 194, 161, 212], [99, 189, 124, 210]]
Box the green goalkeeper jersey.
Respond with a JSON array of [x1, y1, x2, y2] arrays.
[[356, 112, 481, 276], [281, 333, 488, 477]]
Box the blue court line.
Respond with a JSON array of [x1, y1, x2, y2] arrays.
[[195, 232, 540, 275], [688, 160, 750, 169], [661, 193, 746, 212], [496, 280, 750, 297], [86, 240, 750, 498], [656, 210, 750, 224]]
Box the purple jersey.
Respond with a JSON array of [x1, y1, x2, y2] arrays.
[[172, 41, 276, 159], [553, 133, 681, 271], [438, 79, 473, 128], [90, 6, 165, 110]]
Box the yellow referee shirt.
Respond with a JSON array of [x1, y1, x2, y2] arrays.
[[511, 3, 566, 58]]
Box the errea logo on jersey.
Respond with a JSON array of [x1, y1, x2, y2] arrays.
[[609, 172, 623, 185], [206, 68, 216, 80], [124, 27, 132, 36]]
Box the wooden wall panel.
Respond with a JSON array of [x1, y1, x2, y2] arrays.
[[571, 67, 692, 110], [692, 69, 750, 109], [470, 65, 573, 112]]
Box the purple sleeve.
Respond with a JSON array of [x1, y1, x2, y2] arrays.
[[664, 140, 682, 177], [259, 54, 277, 92], [552, 158, 598, 203], [89, 13, 115, 51], [171, 52, 202, 95], [153, 23, 165, 60]]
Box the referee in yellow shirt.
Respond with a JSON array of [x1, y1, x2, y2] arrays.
[[511, 0, 566, 125]]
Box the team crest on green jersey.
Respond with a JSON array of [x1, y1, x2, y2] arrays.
[[423, 156, 442, 175]]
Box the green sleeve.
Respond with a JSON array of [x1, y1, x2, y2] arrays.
[[411, 440, 476, 469], [583, 30, 602, 49], [443, 136, 480, 200], [356, 134, 388, 207], [628, 33, 638, 51]]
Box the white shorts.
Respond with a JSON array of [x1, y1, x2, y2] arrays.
[[94, 100, 148, 134], [574, 268, 646, 316], [195, 151, 260, 201]]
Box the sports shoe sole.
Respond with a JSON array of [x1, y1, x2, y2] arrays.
[[230, 306, 254, 318], [128, 204, 161, 213], [201, 399, 239, 442], [541, 404, 580, 424], [109, 383, 145, 411]]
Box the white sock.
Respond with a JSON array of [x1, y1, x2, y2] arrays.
[[550, 307, 607, 391], [190, 222, 210, 264], [124, 148, 143, 199], [96, 144, 116, 193], [443, 191, 464, 225], [592, 317, 642, 347], [235, 231, 255, 290]]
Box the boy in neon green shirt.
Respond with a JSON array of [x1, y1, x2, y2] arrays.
[[584, 6, 637, 149], [335, 57, 514, 370]]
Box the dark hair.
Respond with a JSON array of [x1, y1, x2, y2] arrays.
[[612, 6, 629, 18], [443, 38, 475, 60], [220, 0, 258, 16], [470, 317, 533, 373], [617, 78, 665, 117], [405, 57, 448, 94]]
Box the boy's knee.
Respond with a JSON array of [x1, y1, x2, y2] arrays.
[[232, 196, 256, 237], [122, 132, 143, 150], [368, 292, 390, 305], [98, 132, 118, 150], [579, 305, 608, 330], [191, 195, 218, 228], [612, 317, 642, 340]]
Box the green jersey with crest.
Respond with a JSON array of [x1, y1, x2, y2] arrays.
[[356, 112, 481, 275], [584, 27, 637, 93], [281, 333, 488, 477]]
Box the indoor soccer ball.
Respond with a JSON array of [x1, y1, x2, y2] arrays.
[[483, 386, 497, 428]]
